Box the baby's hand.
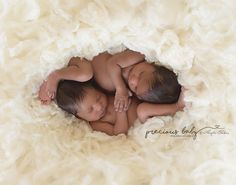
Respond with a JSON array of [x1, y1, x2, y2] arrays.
[[114, 88, 131, 112], [38, 71, 59, 105]]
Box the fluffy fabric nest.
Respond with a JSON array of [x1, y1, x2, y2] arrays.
[[0, 0, 236, 184]]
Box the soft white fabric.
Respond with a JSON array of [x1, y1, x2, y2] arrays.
[[0, 0, 236, 184]]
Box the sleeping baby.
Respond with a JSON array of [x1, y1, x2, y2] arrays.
[[38, 50, 185, 135], [55, 79, 139, 135], [55, 78, 184, 135]]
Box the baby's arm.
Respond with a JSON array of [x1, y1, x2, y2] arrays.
[[90, 111, 129, 135], [60, 57, 93, 81], [137, 88, 185, 122], [137, 103, 182, 123], [38, 57, 93, 104], [107, 49, 145, 112]]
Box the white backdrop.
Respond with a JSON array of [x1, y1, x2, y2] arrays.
[[0, 0, 236, 184]]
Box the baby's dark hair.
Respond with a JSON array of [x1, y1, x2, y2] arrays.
[[55, 79, 94, 117], [140, 64, 181, 104]]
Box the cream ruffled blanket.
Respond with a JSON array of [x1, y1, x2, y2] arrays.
[[0, 0, 236, 184]]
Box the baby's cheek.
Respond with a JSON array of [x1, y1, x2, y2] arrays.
[[90, 114, 100, 122]]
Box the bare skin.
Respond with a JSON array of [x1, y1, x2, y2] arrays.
[[77, 87, 140, 135], [38, 50, 185, 126], [39, 58, 93, 104], [77, 86, 184, 131], [91, 50, 145, 111], [137, 87, 185, 122], [39, 50, 145, 109], [39, 62, 140, 135]]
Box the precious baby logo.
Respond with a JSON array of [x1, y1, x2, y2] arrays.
[[145, 125, 229, 140]]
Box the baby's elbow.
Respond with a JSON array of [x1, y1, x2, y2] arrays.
[[85, 71, 93, 81], [137, 105, 141, 117], [137, 104, 144, 120], [86, 65, 94, 80], [77, 71, 93, 82], [113, 131, 127, 136], [137, 104, 148, 123], [113, 128, 128, 136]]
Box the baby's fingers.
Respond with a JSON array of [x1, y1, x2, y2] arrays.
[[118, 100, 125, 112], [124, 98, 130, 111], [115, 100, 123, 112], [114, 97, 119, 110], [114, 98, 121, 111], [115, 99, 126, 112]]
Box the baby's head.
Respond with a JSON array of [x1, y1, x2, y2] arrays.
[[128, 62, 181, 104], [56, 80, 108, 121]]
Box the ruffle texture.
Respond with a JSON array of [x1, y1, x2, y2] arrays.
[[0, 0, 236, 184]]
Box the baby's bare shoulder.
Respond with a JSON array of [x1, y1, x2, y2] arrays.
[[92, 52, 111, 62]]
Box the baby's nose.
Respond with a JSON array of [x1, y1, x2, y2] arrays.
[[94, 103, 102, 111]]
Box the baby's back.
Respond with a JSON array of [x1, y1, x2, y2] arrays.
[[91, 52, 115, 92]]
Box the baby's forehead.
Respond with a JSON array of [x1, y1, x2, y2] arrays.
[[82, 87, 99, 99], [76, 88, 101, 108], [75, 101, 85, 114], [75, 94, 92, 112]]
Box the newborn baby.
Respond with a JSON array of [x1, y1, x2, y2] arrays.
[[55, 79, 140, 135], [39, 49, 185, 134], [91, 49, 181, 112], [55, 77, 184, 135]]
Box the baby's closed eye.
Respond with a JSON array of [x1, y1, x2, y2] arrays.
[[88, 107, 93, 113]]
